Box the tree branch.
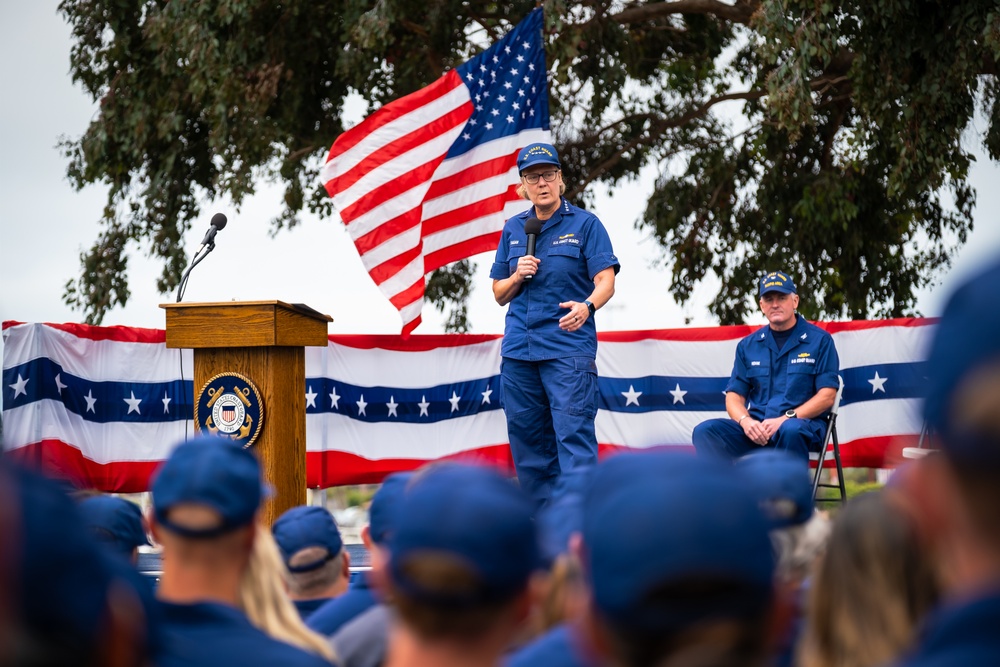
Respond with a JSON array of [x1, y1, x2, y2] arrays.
[[611, 0, 761, 26]]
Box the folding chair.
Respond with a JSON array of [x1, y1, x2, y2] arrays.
[[810, 375, 846, 503]]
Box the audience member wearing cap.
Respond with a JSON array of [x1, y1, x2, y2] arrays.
[[1, 460, 159, 667], [692, 270, 840, 462], [378, 464, 541, 667], [310, 472, 412, 638], [490, 141, 620, 512], [581, 451, 778, 667], [273, 505, 350, 620], [737, 450, 832, 667], [798, 490, 939, 667], [506, 470, 599, 667], [149, 435, 332, 667], [240, 528, 338, 663], [891, 258, 1000, 666], [79, 494, 151, 564]]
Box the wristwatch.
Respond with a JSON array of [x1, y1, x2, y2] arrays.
[[785, 409, 797, 419], [584, 300, 596, 316]]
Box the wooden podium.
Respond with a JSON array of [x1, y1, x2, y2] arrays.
[[161, 301, 332, 526]]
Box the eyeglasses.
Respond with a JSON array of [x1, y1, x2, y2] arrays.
[[521, 170, 560, 184]]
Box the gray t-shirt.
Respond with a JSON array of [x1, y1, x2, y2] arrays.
[[329, 604, 392, 667]]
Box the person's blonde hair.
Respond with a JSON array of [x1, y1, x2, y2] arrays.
[[239, 528, 337, 663], [797, 491, 939, 667]]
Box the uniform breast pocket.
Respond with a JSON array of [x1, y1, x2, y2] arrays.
[[545, 244, 582, 280], [747, 365, 770, 401], [507, 246, 527, 274], [787, 363, 818, 400]]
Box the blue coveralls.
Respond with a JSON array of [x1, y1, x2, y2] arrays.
[[692, 316, 840, 461], [490, 198, 619, 510]]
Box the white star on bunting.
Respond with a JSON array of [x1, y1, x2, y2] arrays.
[[418, 395, 430, 417], [449, 391, 461, 413], [124, 391, 142, 415], [55, 373, 68, 394], [868, 371, 888, 394], [162, 391, 172, 414], [356, 394, 368, 416], [329, 387, 341, 409], [622, 385, 642, 407], [481, 386, 493, 404], [305, 386, 318, 409], [669, 383, 688, 405], [386, 396, 399, 418], [9, 374, 29, 398], [84, 389, 97, 413]]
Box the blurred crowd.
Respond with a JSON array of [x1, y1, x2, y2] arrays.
[[4, 257, 1000, 667]]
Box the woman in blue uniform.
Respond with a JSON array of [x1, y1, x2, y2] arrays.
[[490, 142, 619, 511]]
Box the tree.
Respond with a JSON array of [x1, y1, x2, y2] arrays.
[[60, 0, 1000, 326]]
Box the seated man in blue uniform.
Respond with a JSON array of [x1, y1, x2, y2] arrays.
[[692, 271, 840, 461], [149, 435, 332, 667], [491, 142, 620, 511]]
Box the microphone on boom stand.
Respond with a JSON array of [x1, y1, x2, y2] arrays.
[[176, 213, 228, 303]]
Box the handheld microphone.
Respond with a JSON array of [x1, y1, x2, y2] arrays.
[[523, 217, 542, 281], [196, 213, 228, 253], [176, 212, 228, 303]]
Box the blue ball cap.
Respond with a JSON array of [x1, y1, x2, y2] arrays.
[[735, 449, 815, 529], [583, 451, 774, 632], [79, 494, 151, 557], [272, 506, 344, 572], [517, 142, 561, 173], [759, 271, 797, 297], [923, 258, 1000, 462], [152, 435, 266, 538], [389, 465, 540, 606], [369, 472, 413, 545]]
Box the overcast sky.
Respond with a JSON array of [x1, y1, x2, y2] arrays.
[[2, 3, 999, 343]]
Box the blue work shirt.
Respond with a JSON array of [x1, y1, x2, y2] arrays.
[[490, 198, 619, 361], [727, 316, 839, 420], [896, 592, 1000, 666], [505, 623, 600, 667], [307, 573, 378, 636], [157, 601, 333, 667], [293, 597, 331, 621]]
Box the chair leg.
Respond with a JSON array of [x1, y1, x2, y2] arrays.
[[832, 429, 846, 502]]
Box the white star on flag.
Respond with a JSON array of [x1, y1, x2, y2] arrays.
[[9, 374, 29, 398], [669, 383, 688, 405], [55, 373, 68, 394], [162, 391, 172, 414], [84, 389, 97, 413], [329, 387, 341, 409], [124, 391, 142, 415], [305, 386, 318, 409], [868, 371, 888, 394], [622, 385, 642, 407], [418, 395, 430, 417], [386, 396, 399, 418], [481, 386, 493, 404], [356, 394, 368, 416], [449, 391, 461, 413]]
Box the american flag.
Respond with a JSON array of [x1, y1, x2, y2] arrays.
[[3, 319, 931, 492], [321, 8, 550, 336]]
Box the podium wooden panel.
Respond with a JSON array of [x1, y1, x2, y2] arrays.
[[161, 301, 331, 526]]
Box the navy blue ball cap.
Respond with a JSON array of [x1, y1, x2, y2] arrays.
[[272, 506, 344, 572], [583, 451, 774, 632], [923, 258, 1000, 462], [759, 271, 797, 297], [369, 471, 413, 545], [389, 464, 540, 607], [517, 142, 561, 173], [79, 494, 151, 557], [151, 435, 266, 538], [735, 449, 814, 529]]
